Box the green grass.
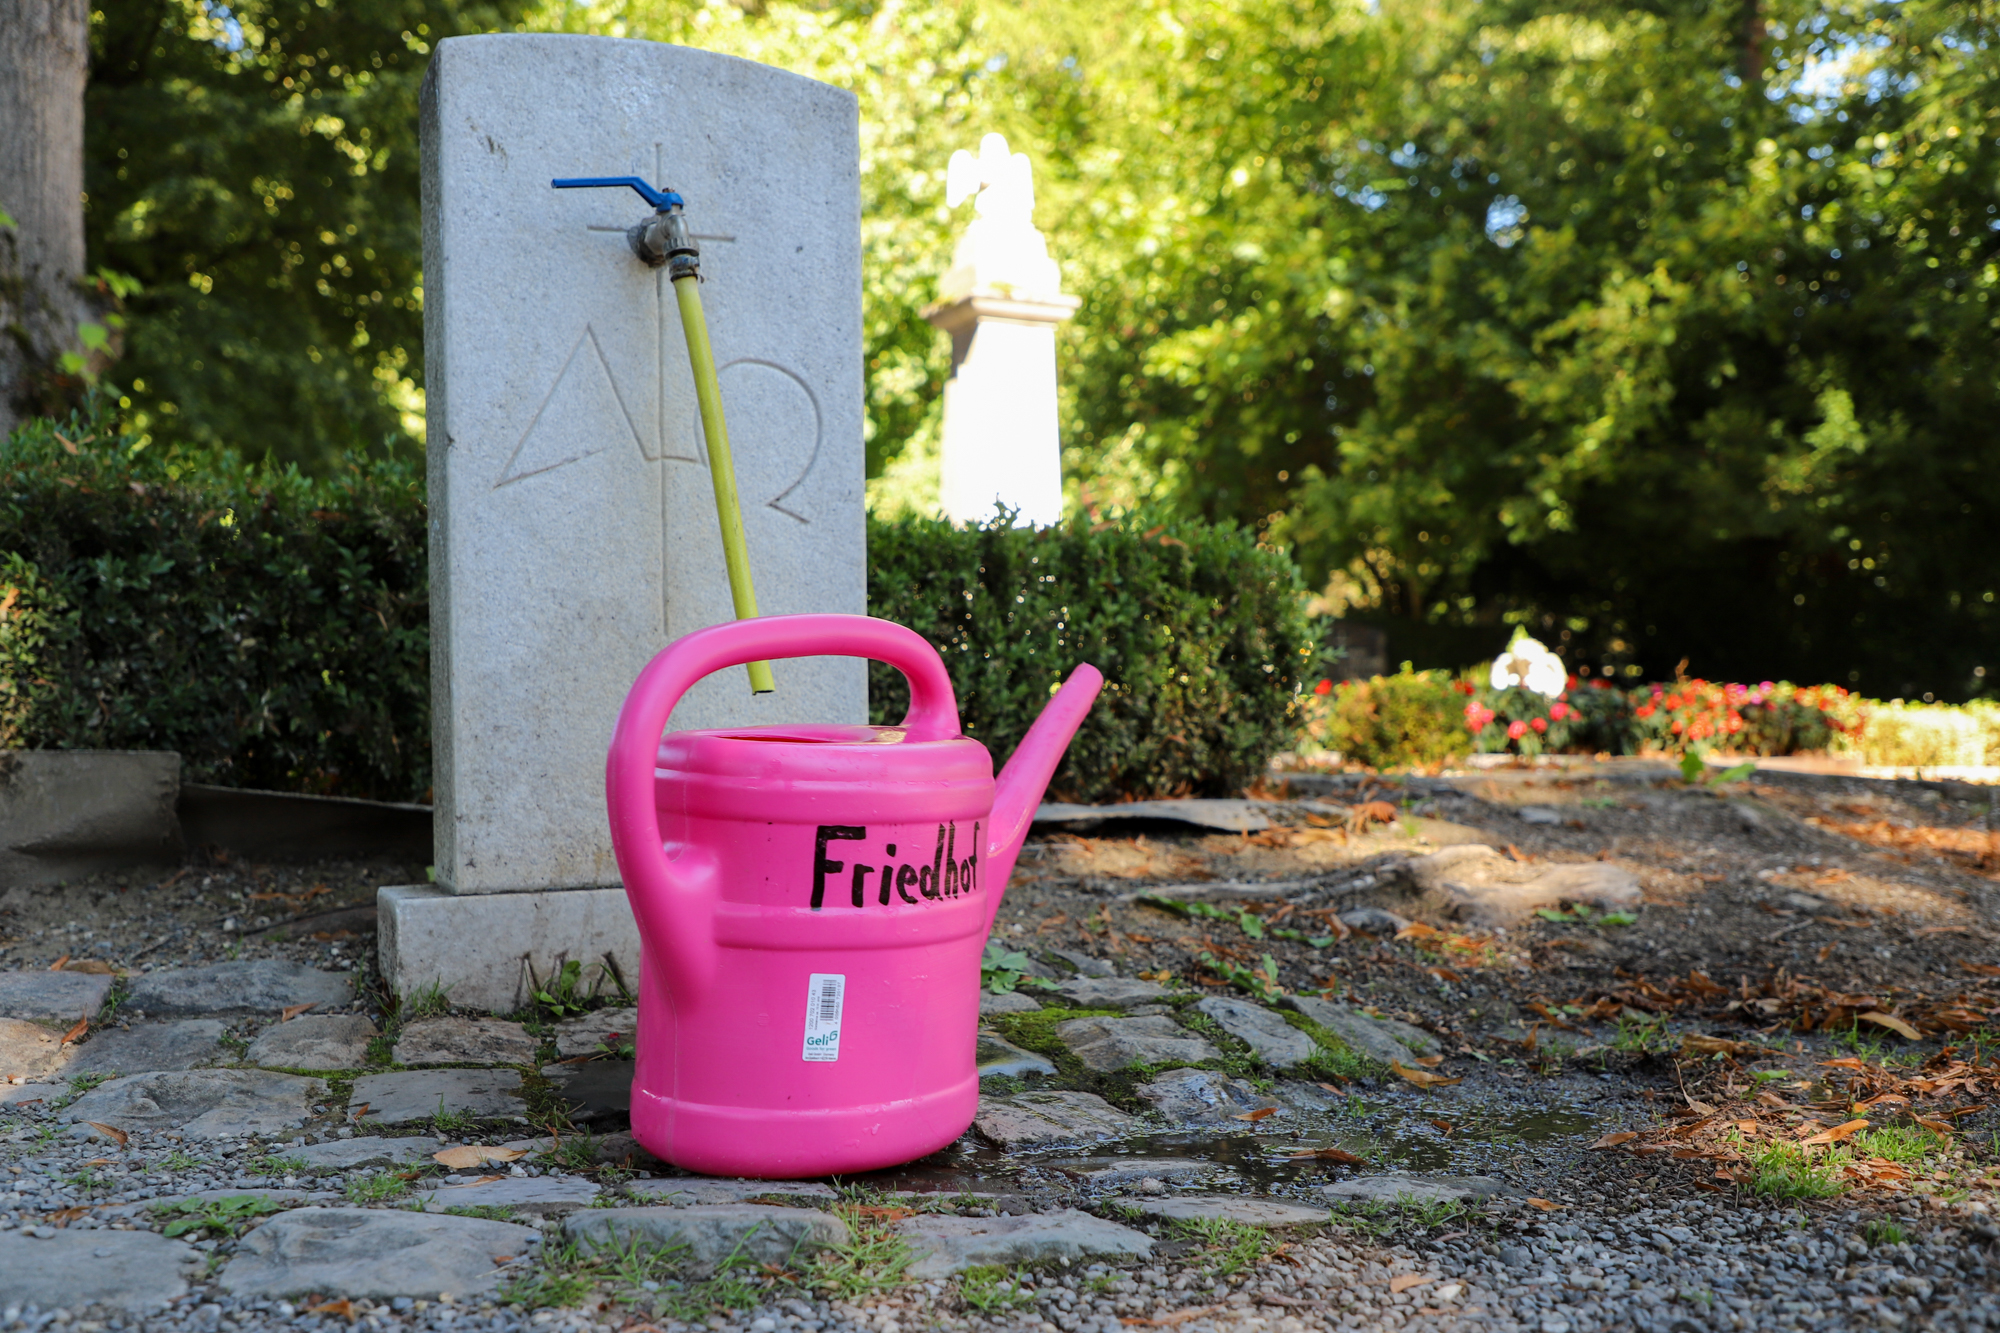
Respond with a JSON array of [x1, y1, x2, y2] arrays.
[[808, 1198, 917, 1301], [959, 1265, 1035, 1314], [1277, 1011, 1377, 1081], [345, 1171, 413, 1204], [442, 1203, 518, 1221], [1610, 1010, 1673, 1055], [1748, 1142, 1847, 1200], [1850, 1126, 1950, 1165], [247, 1153, 308, 1175], [1328, 1197, 1466, 1237], [1172, 1216, 1271, 1277], [1862, 1218, 1910, 1247], [149, 1193, 286, 1238], [401, 980, 452, 1022], [505, 1226, 780, 1320], [161, 1149, 201, 1172], [65, 1071, 113, 1094]]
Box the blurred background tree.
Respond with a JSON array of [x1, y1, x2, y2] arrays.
[[70, 0, 2000, 698], [85, 0, 534, 469]]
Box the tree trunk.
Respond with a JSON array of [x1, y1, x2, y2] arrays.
[[0, 0, 100, 439]]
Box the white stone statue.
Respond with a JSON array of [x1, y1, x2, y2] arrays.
[[926, 133, 1077, 527]]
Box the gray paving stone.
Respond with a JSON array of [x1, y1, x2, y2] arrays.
[[1195, 996, 1318, 1068], [245, 1013, 379, 1070], [1407, 844, 1641, 927], [1135, 1067, 1283, 1124], [0, 1016, 69, 1079], [1282, 995, 1438, 1065], [1336, 907, 1410, 934], [564, 1205, 848, 1277], [627, 1177, 837, 1206], [1049, 977, 1170, 1010], [972, 1090, 1140, 1148], [414, 1172, 600, 1216], [1046, 1157, 1224, 1188], [0, 1081, 63, 1108], [1113, 1194, 1330, 1227], [0, 1227, 198, 1311], [217, 1207, 540, 1300], [1054, 1014, 1219, 1072], [549, 1007, 637, 1059], [977, 1030, 1056, 1079], [394, 1015, 539, 1066], [63, 1069, 319, 1137], [350, 1069, 526, 1125], [65, 1020, 228, 1076], [1046, 947, 1117, 978], [898, 1208, 1153, 1278], [0, 969, 112, 1022], [126, 961, 352, 1017], [1322, 1174, 1506, 1204], [978, 991, 1043, 1016], [291, 1135, 438, 1171], [105, 1186, 329, 1219]]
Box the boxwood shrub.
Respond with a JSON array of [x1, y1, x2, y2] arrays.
[[866, 512, 1313, 802], [0, 395, 429, 800]]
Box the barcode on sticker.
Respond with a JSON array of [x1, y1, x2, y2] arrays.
[[802, 973, 845, 1062]]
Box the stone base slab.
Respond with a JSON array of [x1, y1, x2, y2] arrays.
[[377, 884, 639, 1013]]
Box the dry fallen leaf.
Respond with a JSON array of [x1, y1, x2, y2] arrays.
[[433, 1145, 529, 1170], [85, 1122, 128, 1147], [45, 1206, 89, 1225], [1524, 1198, 1562, 1211], [1680, 1034, 1758, 1057], [47, 954, 69, 971], [851, 1205, 916, 1221], [1960, 962, 2000, 977], [61, 959, 115, 974], [1392, 1061, 1463, 1089], [1589, 1131, 1639, 1150], [1858, 1012, 1922, 1041], [350, 1102, 371, 1121], [1411, 1054, 1445, 1068], [442, 1174, 506, 1189], [1286, 1147, 1366, 1165], [60, 1016, 88, 1047], [1801, 1118, 1870, 1146], [80, 1157, 114, 1167], [281, 1002, 318, 1023], [1388, 1274, 1434, 1293], [1232, 1107, 1279, 1122], [1430, 1119, 1456, 1135], [1683, 1098, 1718, 1117], [1314, 1080, 1349, 1094], [304, 1299, 354, 1320], [1913, 1116, 1956, 1137]]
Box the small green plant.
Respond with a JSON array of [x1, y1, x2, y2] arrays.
[[66, 1071, 112, 1094], [979, 940, 1057, 995], [431, 1100, 476, 1137], [1750, 1070, 1791, 1085], [958, 1265, 1034, 1314], [1139, 897, 1334, 949], [1611, 1010, 1673, 1054], [346, 1171, 413, 1204], [1173, 1216, 1271, 1277], [540, 1133, 600, 1172], [67, 1166, 105, 1191], [443, 1204, 519, 1221], [1851, 1126, 1949, 1165], [150, 1193, 286, 1238], [364, 1034, 395, 1065], [1195, 950, 1286, 1003], [1748, 1141, 1847, 1200], [1861, 1217, 1910, 1247], [1328, 1197, 1465, 1237], [401, 981, 452, 1021], [161, 1149, 202, 1172], [810, 1198, 917, 1300]]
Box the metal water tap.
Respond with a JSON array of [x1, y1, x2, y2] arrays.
[[551, 176, 701, 279]]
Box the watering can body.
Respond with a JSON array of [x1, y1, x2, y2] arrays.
[[606, 613, 1101, 1178]]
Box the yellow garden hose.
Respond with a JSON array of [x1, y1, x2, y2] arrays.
[[673, 274, 774, 694]]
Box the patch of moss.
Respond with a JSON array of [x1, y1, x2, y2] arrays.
[[1277, 1010, 1378, 1081]]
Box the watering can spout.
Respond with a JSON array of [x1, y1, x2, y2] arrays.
[[984, 664, 1104, 927]]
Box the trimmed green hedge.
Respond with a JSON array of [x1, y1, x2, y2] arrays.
[[0, 396, 429, 800], [4, 398, 1313, 804], [866, 513, 1312, 803]]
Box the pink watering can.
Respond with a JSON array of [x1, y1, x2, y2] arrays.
[[605, 613, 1103, 1178]]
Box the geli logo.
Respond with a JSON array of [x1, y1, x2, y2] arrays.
[[805, 1032, 838, 1047], [809, 822, 980, 910]]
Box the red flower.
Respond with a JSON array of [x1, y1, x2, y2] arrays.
[[1664, 694, 1684, 710], [1507, 719, 1529, 740], [1549, 702, 1570, 721], [1530, 717, 1548, 733], [1636, 703, 1656, 719], [1314, 679, 1333, 696]]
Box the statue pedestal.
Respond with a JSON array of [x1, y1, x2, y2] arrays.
[[924, 292, 1079, 528]]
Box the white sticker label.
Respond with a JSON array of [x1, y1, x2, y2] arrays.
[[801, 973, 845, 1062]]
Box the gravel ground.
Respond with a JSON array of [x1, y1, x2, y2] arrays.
[[4, 759, 1999, 1331]]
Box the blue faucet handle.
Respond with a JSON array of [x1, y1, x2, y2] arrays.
[[551, 176, 685, 210]]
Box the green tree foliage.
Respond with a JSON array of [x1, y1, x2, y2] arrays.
[[558, 0, 1995, 700], [85, 0, 534, 471]]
